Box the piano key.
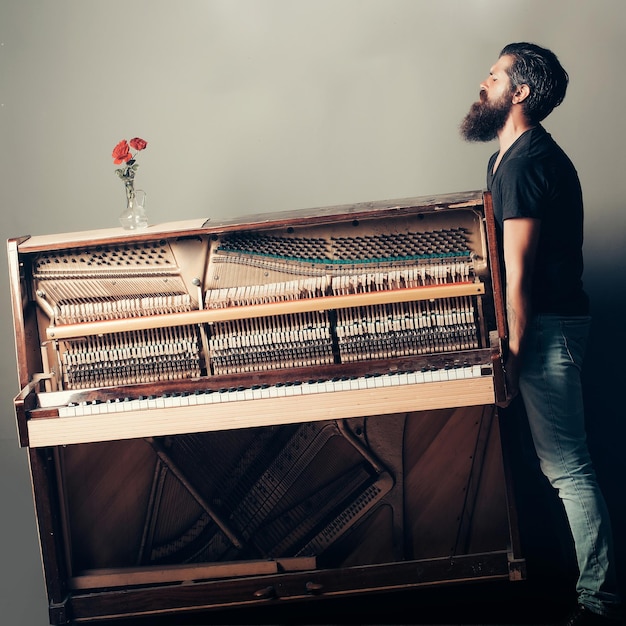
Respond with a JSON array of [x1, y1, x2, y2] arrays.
[[29, 364, 497, 447], [62, 366, 484, 412], [31, 361, 496, 442]]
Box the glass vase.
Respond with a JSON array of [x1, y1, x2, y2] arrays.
[[119, 180, 148, 230]]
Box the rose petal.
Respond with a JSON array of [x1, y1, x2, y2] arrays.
[[129, 137, 148, 151]]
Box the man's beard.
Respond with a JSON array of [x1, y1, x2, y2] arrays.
[[460, 92, 512, 142]]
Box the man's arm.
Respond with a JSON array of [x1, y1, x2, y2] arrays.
[[501, 216, 541, 405]]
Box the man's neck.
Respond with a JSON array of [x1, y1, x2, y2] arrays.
[[492, 114, 535, 174], [497, 112, 535, 155]]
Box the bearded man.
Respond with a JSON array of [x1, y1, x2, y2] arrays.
[[461, 43, 622, 626]]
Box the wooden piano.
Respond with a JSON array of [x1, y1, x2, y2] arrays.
[[8, 189, 525, 625]]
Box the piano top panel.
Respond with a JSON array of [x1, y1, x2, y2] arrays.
[[11, 191, 485, 254]]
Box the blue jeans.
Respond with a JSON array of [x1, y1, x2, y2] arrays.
[[519, 315, 621, 617]]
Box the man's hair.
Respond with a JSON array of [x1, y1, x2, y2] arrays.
[[500, 42, 569, 124]]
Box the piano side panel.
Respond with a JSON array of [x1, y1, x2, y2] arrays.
[[483, 190, 507, 342], [7, 238, 29, 387], [8, 239, 45, 445], [28, 447, 71, 623]]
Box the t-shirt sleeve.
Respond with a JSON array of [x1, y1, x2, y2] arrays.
[[494, 157, 547, 220]]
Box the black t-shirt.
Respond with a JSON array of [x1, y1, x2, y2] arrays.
[[487, 125, 589, 315]]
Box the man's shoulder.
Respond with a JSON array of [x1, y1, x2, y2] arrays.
[[500, 126, 572, 176], [496, 151, 543, 183]]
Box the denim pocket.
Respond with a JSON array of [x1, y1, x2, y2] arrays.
[[559, 316, 591, 367]]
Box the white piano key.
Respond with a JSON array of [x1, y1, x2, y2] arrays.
[[431, 370, 444, 382], [58, 405, 76, 418], [284, 385, 298, 396], [322, 380, 335, 394], [123, 400, 139, 413]]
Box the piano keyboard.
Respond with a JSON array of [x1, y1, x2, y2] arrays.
[[28, 364, 494, 447]]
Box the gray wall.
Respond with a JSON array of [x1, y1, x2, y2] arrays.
[[1, 1, 624, 624]]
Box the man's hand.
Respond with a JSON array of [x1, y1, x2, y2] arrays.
[[497, 355, 520, 408]]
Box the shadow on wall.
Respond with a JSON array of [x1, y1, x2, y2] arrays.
[[582, 270, 626, 599]]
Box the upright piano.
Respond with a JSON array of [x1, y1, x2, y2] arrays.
[[8, 189, 525, 624]]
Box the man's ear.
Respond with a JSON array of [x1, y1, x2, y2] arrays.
[[512, 83, 531, 104]]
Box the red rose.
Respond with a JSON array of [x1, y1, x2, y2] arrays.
[[129, 137, 148, 151], [112, 140, 132, 164]]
